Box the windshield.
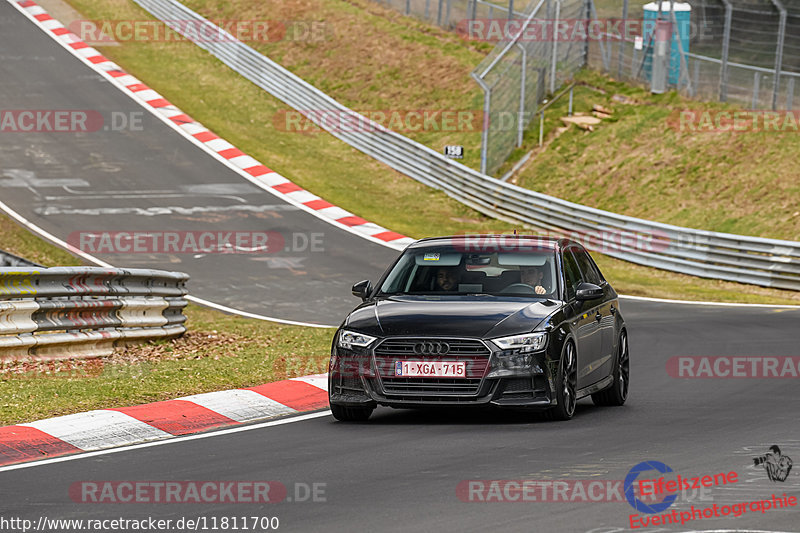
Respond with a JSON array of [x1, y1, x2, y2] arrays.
[[378, 246, 559, 298]]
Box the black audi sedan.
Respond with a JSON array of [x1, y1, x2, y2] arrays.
[[328, 235, 629, 422]]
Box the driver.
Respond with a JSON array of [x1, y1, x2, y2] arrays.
[[434, 267, 460, 291], [519, 265, 548, 295]]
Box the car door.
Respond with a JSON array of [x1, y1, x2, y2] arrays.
[[562, 247, 601, 390], [572, 246, 615, 385]]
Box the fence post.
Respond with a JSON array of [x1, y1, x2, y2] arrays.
[[719, 0, 732, 102], [588, 0, 609, 71], [584, 0, 592, 70], [692, 60, 700, 97], [769, 0, 787, 110], [539, 110, 545, 147], [509, 0, 515, 19], [517, 43, 527, 147], [472, 73, 492, 175], [405, 0, 410, 16], [425, 0, 431, 20], [550, 0, 561, 93], [470, 0, 477, 20], [752, 72, 761, 108], [568, 85, 574, 115], [617, 0, 629, 78], [437, 0, 443, 25], [668, 6, 693, 95], [787, 77, 795, 110]]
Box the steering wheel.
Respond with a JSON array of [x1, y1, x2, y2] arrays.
[[500, 283, 537, 295]]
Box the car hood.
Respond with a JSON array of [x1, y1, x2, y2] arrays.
[[343, 295, 558, 338]]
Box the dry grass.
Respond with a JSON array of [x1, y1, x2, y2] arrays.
[[508, 72, 800, 241]]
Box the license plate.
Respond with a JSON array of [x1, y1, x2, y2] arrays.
[[394, 360, 466, 378]]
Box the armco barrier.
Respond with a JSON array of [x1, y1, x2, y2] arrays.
[[0, 267, 189, 362], [129, 0, 800, 291]]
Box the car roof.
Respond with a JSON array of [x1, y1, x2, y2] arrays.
[[408, 234, 568, 251]]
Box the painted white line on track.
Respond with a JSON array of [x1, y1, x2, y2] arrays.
[[619, 294, 800, 309], [186, 295, 336, 328], [0, 199, 337, 328], [0, 411, 332, 473], [7, 0, 411, 253], [1, 196, 792, 317], [3, 3, 798, 317], [1, 197, 792, 318]]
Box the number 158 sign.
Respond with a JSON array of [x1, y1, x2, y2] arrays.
[[443, 145, 464, 159]]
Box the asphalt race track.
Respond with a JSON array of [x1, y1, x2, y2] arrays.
[[1, 3, 799, 532], [2, 300, 800, 532], [0, 1, 399, 325]]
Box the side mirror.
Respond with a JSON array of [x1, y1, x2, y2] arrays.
[[352, 280, 372, 301], [575, 282, 603, 301]]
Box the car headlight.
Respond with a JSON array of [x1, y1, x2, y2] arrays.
[[492, 332, 547, 353], [337, 330, 377, 349]]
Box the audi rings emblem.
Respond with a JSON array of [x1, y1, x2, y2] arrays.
[[414, 341, 450, 355]]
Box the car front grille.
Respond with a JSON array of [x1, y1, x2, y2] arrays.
[[374, 338, 490, 357], [373, 337, 490, 398]]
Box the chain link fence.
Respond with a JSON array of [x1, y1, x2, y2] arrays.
[[589, 0, 800, 111], [373, 0, 800, 174], [373, 0, 596, 174], [373, 0, 528, 29], [472, 0, 589, 174]]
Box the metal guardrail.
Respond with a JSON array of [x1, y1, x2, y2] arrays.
[[132, 0, 800, 291], [0, 267, 189, 362]]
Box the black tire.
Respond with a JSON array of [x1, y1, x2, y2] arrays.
[[330, 403, 374, 422], [546, 341, 577, 421], [592, 329, 629, 407]]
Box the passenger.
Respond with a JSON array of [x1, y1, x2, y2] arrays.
[[434, 267, 460, 291], [519, 265, 548, 295]]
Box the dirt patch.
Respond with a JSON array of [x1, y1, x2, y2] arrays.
[[0, 330, 248, 379]]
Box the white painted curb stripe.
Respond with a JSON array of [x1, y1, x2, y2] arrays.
[[179, 389, 297, 423], [20, 410, 172, 451], [9, 0, 414, 252], [290, 373, 329, 392]]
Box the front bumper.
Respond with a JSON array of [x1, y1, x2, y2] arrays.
[[328, 338, 556, 409]]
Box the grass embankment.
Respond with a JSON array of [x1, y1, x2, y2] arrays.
[[55, 0, 799, 303], [505, 70, 800, 242], [0, 303, 333, 426], [2, 0, 799, 425]]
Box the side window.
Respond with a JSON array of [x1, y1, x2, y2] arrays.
[[572, 247, 604, 285], [562, 249, 583, 301]]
